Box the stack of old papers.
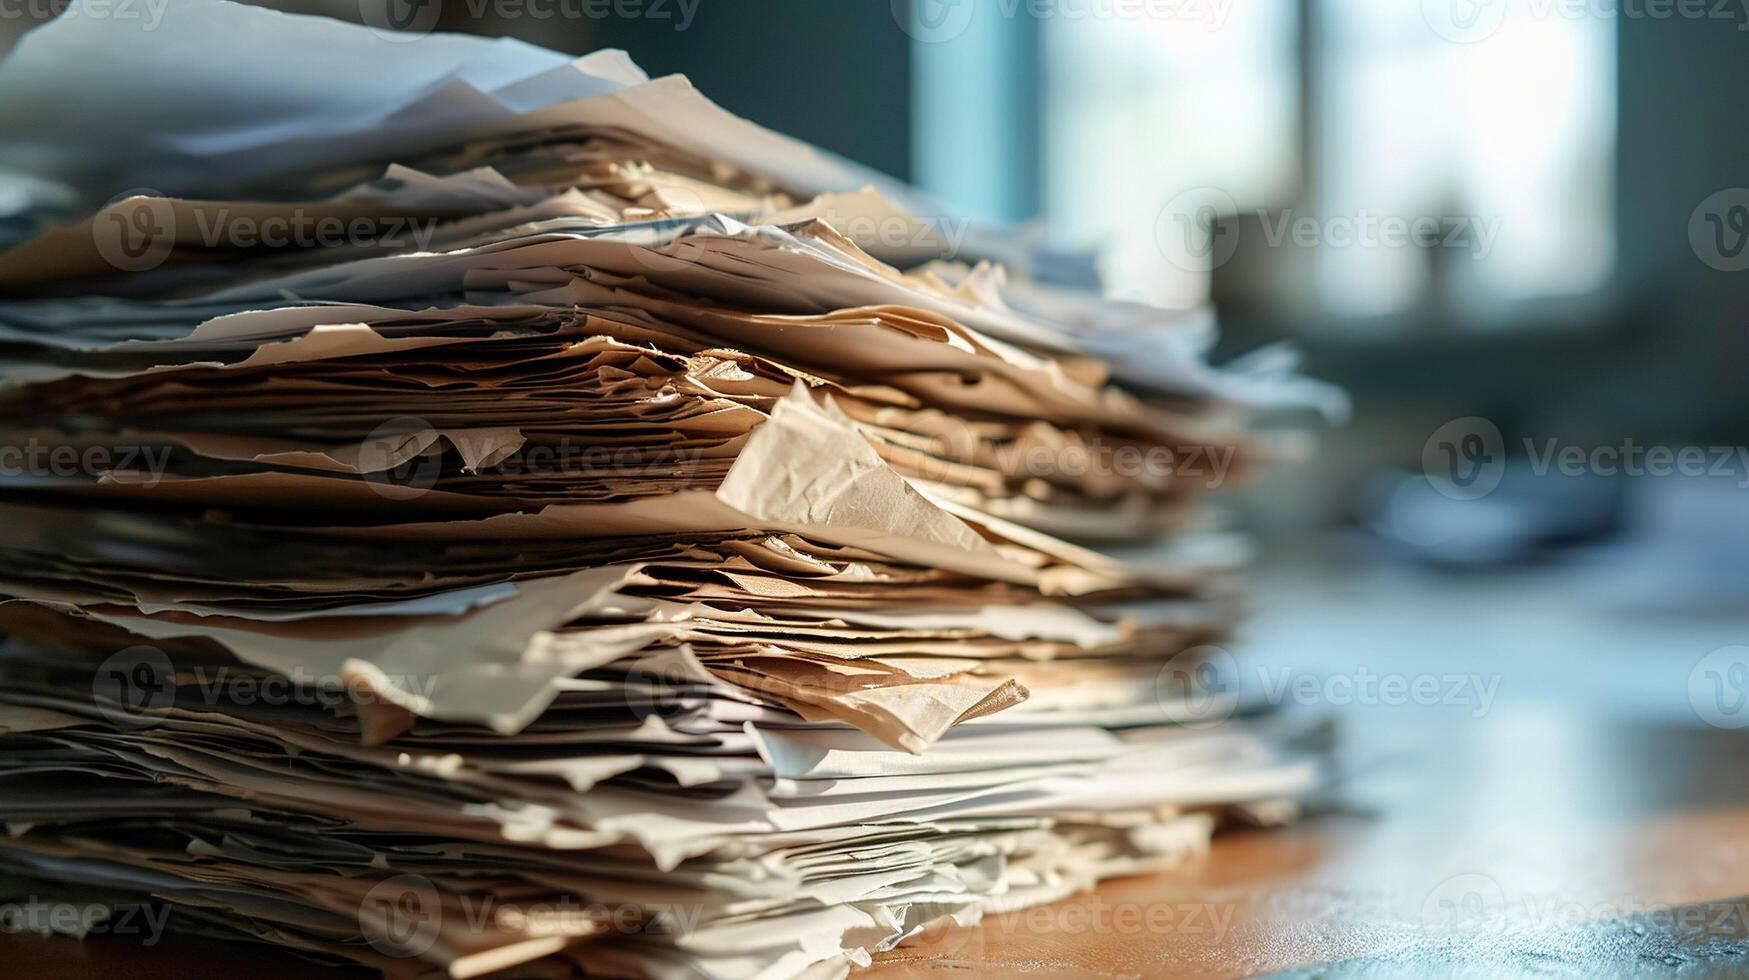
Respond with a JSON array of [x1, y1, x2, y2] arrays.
[[0, 3, 1341, 977]]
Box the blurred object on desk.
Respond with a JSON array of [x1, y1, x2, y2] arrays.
[[1360, 463, 1624, 568]]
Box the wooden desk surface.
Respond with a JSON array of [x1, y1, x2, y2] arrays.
[[5, 711, 1749, 978], [865, 711, 1749, 979]]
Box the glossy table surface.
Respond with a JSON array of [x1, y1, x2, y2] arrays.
[[7, 711, 1749, 978], [865, 711, 1749, 978]]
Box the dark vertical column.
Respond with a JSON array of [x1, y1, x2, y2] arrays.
[[470, 0, 915, 182], [1615, 14, 1749, 441]]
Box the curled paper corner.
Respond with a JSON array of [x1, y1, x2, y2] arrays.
[[716, 381, 1010, 572]]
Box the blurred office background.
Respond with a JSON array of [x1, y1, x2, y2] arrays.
[[4, 0, 1746, 725]]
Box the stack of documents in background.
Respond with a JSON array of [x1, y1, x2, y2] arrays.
[[0, 3, 1341, 977]]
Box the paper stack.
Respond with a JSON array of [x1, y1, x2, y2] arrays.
[[0, 3, 1340, 977]]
